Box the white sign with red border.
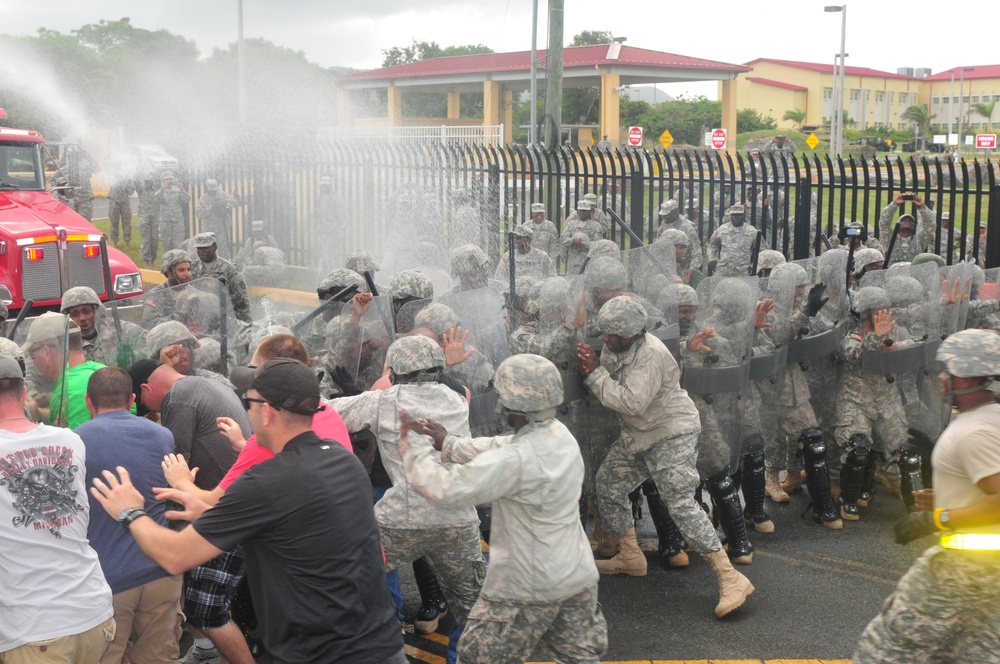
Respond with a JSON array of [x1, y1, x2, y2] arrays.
[[976, 133, 997, 149], [627, 126, 643, 147], [710, 128, 727, 150]]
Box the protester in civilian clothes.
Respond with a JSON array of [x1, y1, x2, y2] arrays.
[[92, 359, 407, 664], [0, 355, 116, 663], [79, 367, 183, 664], [127, 359, 253, 664]]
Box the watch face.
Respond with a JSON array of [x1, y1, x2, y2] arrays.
[[940, 510, 950, 524]]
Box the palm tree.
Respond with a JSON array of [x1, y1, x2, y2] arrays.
[[972, 100, 997, 132], [782, 108, 806, 130], [901, 104, 935, 137]]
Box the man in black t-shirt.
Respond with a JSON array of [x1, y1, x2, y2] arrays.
[[95, 359, 405, 664]]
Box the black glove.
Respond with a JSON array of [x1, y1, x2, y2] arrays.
[[893, 511, 937, 544], [805, 283, 828, 317], [330, 365, 362, 397]]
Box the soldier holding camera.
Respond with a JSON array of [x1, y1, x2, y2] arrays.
[[878, 193, 935, 265]]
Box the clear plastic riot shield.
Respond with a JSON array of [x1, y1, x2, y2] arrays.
[[785, 257, 844, 365], [531, 276, 586, 404], [620, 245, 680, 358], [939, 262, 975, 335], [749, 270, 794, 382], [969, 267, 1000, 330]]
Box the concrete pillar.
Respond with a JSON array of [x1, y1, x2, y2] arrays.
[[387, 85, 403, 126], [447, 92, 461, 120], [502, 88, 513, 145], [600, 72, 621, 145], [483, 81, 501, 142], [720, 78, 738, 155], [336, 88, 353, 126]]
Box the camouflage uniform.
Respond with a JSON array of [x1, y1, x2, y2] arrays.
[[878, 201, 935, 265], [528, 203, 560, 259], [60, 287, 147, 368], [137, 180, 159, 264], [401, 354, 607, 664], [153, 173, 191, 253], [655, 201, 703, 271], [707, 206, 758, 277], [494, 226, 555, 282], [560, 202, 604, 275], [107, 176, 134, 244], [660, 228, 705, 288], [69, 153, 95, 221], [146, 320, 235, 390], [190, 233, 252, 324], [236, 220, 279, 269], [141, 250, 195, 327], [450, 245, 491, 293], [195, 182, 238, 259]]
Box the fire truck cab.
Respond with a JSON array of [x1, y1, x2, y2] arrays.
[[0, 126, 144, 314]]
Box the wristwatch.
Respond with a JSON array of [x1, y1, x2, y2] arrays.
[[934, 507, 952, 530], [117, 506, 149, 531]]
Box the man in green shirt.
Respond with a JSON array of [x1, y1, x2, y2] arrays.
[[22, 312, 107, 429]]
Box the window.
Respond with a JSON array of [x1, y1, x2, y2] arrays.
[[943, 97, 950, 105], [850, 90, 860, 101], [932, 96, 940, 104], [823, 89, 832, 100], [878, 92, 887, 102]]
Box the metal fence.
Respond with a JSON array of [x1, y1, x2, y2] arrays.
[[183, 142, 1000, 272]]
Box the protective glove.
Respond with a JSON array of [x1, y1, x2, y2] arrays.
[[330, 365, 363, 397], [893, 511, 937, 544], [805, 283, 829, 317]]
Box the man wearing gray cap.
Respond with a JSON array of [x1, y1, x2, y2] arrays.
[[190, 232, 252, 323], [495, 224, 555, 283], [154, 171, 190, 254], [95, 359, 407, 664], [61, 286, 147, 368], [708, 203, 759, 277], [656, 199, 704, 270], [528, 202, 559, 259], [196, 179, 238, 259], [561, 200, 604, 275], [235, 220, 278, 269]]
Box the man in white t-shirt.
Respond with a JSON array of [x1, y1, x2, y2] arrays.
[[0, 355, 115, 662], [854, 329, 1000, 663]]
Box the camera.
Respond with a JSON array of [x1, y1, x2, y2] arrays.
[[901, 193, 915, 201], [846, 227, 861, 236]]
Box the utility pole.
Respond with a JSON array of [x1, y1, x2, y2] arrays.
[[237, 0, 246, 124], [530, 0, 539, 144], [544, 0, 564, 151]]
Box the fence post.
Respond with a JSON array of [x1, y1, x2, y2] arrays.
[[629, 168, 645, 244], [488, 163, 502, 264], [793, 176, 812, 260], [987, 184, 1000, 269]]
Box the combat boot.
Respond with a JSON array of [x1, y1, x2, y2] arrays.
[[839, 435, 871, 521], [857, 454, 878, 507], [707, 471, 754, 564], [592, 512, 619, 557], [740, 436, 774, 534], [595, 528, 647, 576], [704, 549, 755, 618], [412, 558, 447, 635], [765, 470, 789, 503], [643, 481, 689, 569], [780, 469, 805, 494], [800, 429, 843, 530]]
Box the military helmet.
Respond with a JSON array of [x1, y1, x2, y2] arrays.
[[317, 268, 366, 297], [660, 228, 689, 248], [854, 286, 892, 313], [886, 262, 911, 276], [714, 277, 753, 309], [818, 247, 848, 284], [537, 277, 570, 319], [493, 354, 563, 412], [757, 250, 786, 272], [912, 253, 945, 268], [385, 335, 445, 375], [588, 239, 620, 258], [770, 262, 808, 288], [676, 284, 699, 308], [413, 303, 460, 335], [583, 256, 628, 291], [510, 224, 534, 239], [937, 329, 1000, 378], [146, 320, 197, 357], [525, 279, 547, 316], [60, 286, 102, 312], [597, 295, 647, 337], [887, 276, 924, 308], [345, 251, 379, 274], [161, 249, 193, 275], [450, 244, 489, 276], [659, 199, 679, 215], [389, 270, 434, 301], [853, 248, 884, 272]]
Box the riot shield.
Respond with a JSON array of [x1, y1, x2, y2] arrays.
[[970, 267, 1000, 330], [620, 245, 680, 357], [681, 276, 757, 397], [939, 262, 975, 335], [749, 271, 793, 382], [785, 257, 844, 365]]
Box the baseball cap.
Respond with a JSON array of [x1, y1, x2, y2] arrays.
[[0, 355, 23, 380], [127, 359, 163, 416], [530, 203, 545, 213], [21, 312, 80, 353], [193, 232, 218, 248], [251, 220, 265, 231], [230, 358, 323, 415]]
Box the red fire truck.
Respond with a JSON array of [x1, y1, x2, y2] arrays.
[[0, 126, 144, 315]]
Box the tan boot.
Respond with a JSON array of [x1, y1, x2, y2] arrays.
[[780, 469, 805, 494], [595, 528, 647, 576], [704, 549, 755, 618], [830, 479, 841, 504], [765, 470, 789, 503], [593, 513, 619, 558], [665, 549, 689, 568]]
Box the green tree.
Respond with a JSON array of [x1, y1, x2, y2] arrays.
[[381, 40, 493, 67], [782, 108, 806, 129], [379, 40, 493, 118], [901, 104, 935, 137], [972, 100, 997, 132], [737, 108, 777, 133]]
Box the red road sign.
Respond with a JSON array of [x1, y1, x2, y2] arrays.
[[976, 133, 997, 149], [627, 126, 643, 147], [711, 128, 727, 150]]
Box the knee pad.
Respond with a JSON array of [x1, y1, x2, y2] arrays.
[[846, 433, 872, 461], [800, 428, 827, 465], [742, 433, 765, 457]]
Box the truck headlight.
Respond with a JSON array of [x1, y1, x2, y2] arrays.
[[114, 273, 143, 296]]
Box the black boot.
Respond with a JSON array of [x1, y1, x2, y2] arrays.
[[642, 480, 689, 568], [740, 434, 773, 533], [707, 469, 754, 564], [412, 558, 447, 635], [857, 453, 878, 507], [839, 434, 871, 521], [898, 444, 924, 512], [800, 428, 842, 529]]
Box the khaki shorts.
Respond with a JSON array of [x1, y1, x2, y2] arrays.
[[0, 617, 115, 664]]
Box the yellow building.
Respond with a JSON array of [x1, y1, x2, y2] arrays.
[[923, 66, 1000, 132], [731, 58, 923, 131]]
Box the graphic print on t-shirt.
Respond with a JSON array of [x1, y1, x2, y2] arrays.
[[0, 445, 84, 538]]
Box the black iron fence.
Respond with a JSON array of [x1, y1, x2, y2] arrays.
[[182, 141, 1000, 271]]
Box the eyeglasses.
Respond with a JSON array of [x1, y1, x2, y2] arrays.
[[242, 397, 269, 411], [27, 344, 51, 359]]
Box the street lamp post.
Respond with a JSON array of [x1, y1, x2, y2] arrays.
[[957, 67, 974, 155], [825, 5, 847, 156]]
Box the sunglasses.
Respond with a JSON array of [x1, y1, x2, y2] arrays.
[[241, 397, 270, 411]]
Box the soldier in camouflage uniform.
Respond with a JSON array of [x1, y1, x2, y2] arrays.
[[190, 232, 251, 324], [494, 224, 555, 282], [584, 193, 611, 239], [60, 287, 147, 369], [68, 149, 95, 221], [390, 270, 434, 334], [153, 171, 190, 254], [660, 228, 705, 288], [141, 249, 195, 326], [236, 220, 280, 270], [579, 295, 755, 618], [106, 170, 134, 246], [345, 249, 379, 282], [449, 244, 491, 293], [755, 249, 785, 278], [560, 200, 604, 275], [414, 303, 495, 395], [854, 328, 1000, 664], [146, 320, 235, 390], [878, 194, 935, 265], [707, 204, 759, 277], [399, 354, 608, 663], [655, 199, 703, 271], [528, 202, 560, 259], [137, 177, 159, 268], [195, 179, 238, 259]]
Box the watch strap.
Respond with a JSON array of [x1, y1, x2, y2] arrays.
[[118, 506, 149, 530]]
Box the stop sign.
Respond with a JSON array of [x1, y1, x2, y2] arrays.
[[627, 126, 643, 147], [711, 128, 727, 150]]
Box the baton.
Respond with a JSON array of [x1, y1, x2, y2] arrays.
[[291, 285, 360, 336], [882, 222, 900, 270], [606, 208, 674, 276], [7, 299, 34, 340], [749, 230, 763, 277]]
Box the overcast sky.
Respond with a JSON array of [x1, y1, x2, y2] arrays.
[[1, 0, 993, 99]]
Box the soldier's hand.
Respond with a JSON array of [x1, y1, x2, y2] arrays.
[[893, 510, 937, 544], [913, 194, 924, 207], [913, 488, 935, 512], [572, 294, 587, 330], [159, 344, 184, 368], [349, 292, 372, 323], [873, 308, 896, 338], [421, 419, 448, 451], [578, 343, 600, 376], [754, 299, 776, 328], [893, 194, 905, 205], [805, 283, 828, 317], [687, 327, 715, 353], [442, 327, 474, 366], [944, 277, 962, 305], [330, 366, 363, 397]]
